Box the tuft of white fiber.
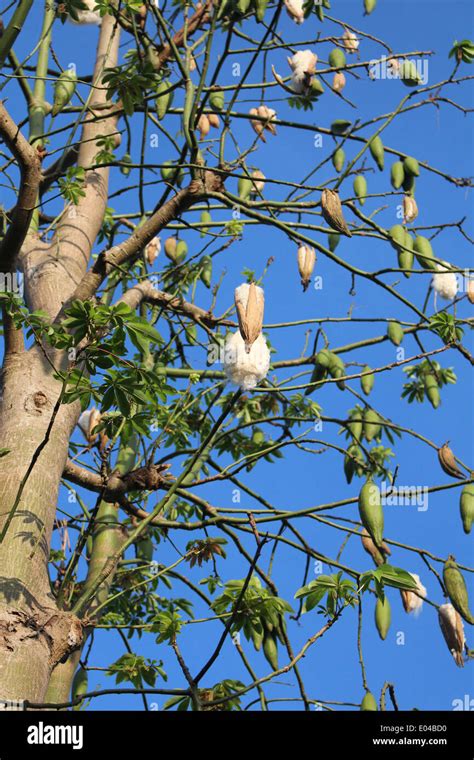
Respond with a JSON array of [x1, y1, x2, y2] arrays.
[[69, 1, 102, 25], [403, 573, 427, 616], [432, 261, 458, 301], [284, 0, 304, 24], [224, 332, 270, 391]]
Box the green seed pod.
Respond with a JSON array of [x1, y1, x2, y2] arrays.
[[332, 147, 345, 173], [155, 79, 173, 120], [364, 408, 381, 442], [344, 443, 363, 484], [402, 172, 416, 193], [136, 536, 154, 563], [361, 366, 374, 396], [328, 352, 345, 390], [209, 88, 225, 111], [328, 232, 340, 252], [71, 667, 88, 709], [328, 48, 347, 69], [369, 136, 385, 171], [120, 153, 132, 176], [252, 427, 265, 445], [413, 236, 437, 270], [348, 412, 363, 441], [200, 255, 212, 288], [375, 596, 391, 640], [309, 77, 325, 97], [358, 480, 384, 548], [399, 60, 422, 87], [255, 0, 269, 22], [353, 175, 367, 206], [423, 372, 440, 409], [403, 156, 420, 177], [175, 240, 188, 263], [390, 161, 405, 190], [52, 69, 77, 116], [262, 630, 279, 670], [460, 484, 474, 535], [305, 363, 327, 396], [398, 231, 414, 278], [331, 119, 352, 135], [237, 0, 251, 12], [389, 224, 406, 251], [238, 175, 253, 200], [160, 161, 175, 181], [361, 691, 378, 711], [316, 348, 332, 368], [443, 556, 474, 624], [387, 321, 404, 346], [364, 0, 377, 14], [200, 210, 212, 237], [251, 625, 264, 651]]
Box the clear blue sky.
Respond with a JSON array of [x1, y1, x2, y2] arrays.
[[4, 0, 473, 710]]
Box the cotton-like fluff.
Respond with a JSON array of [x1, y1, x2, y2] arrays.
[[224, 332, 270, 390], [284, 0, 305, 24], [342, 28, 359, 53], [432, 261, 458, 301], [288, 50, 317, 93], [78, 408, 101, 444], [68, 0, 102, 25], [438, 603, 465, 667], [400, 573, 427, 616]]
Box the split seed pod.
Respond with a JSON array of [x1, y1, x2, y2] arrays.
[[400, 573, 427, 615], [234, 282, 265, 353], [250, 169, 265, 195], [438, 442, 463, 479], [207, 113, 220, 129], [284, 0, 304, 24], [321, 189, 352, 237], [403, 195, 418, 223], [297, 244, 316, 292], [467, 280, 474, 304], [257, 105, 277, 135], [332, 71, 346, 92], [145, 237, 161, 265], [78, 407, 102, 445], [438, 603, 465, 667], [342, 28, 359, 54], [197, 114, 211, 140]]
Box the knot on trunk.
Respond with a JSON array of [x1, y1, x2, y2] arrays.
[[0, 608, 84, 669]]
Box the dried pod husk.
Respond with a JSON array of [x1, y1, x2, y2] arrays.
[[197, 114, 211, 140], [52, 69, 77, 116], [438, 443, 463, 479], [332, 147, 345, 173], [443, 556, 474, 624], [438, 603, 465, 667], [398, 231, 414, 278], [361, 692, 378, 711], [209, 88, 225, 111], [460, 483, 474, 535], [413, 235, 437, 270], [361, 366, 374, 396], [257, 105, 277, 135], [400, 573, 427, 615], [375, 596, 391, 640], [369, 135, 384, 171], [403, 195, 418, 223], [361, 528, 391, 567], [145, 237, 161, 265], [387, 321, 404, 346], [235, 282, 265, 352], [363, 408, 381, 442], [333, 71, 346, 92], [390, 161, 405, 190], [423, 372, 440, 409], [155, 79, 173, 120], [297, 244, 316, 292], [329, 48, 347, 68], [321, 189, 352, 237], [403, 156, 420, 177], [342, 28, 359, 54], [249, 108, 266, 141], [200, 256, 213, 288], [200, 210, 212, 237], [164, 236, 178, 262], [353, 175, 367, 206], [358, 480, 384, 548], [207, 112, 220, 129]]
